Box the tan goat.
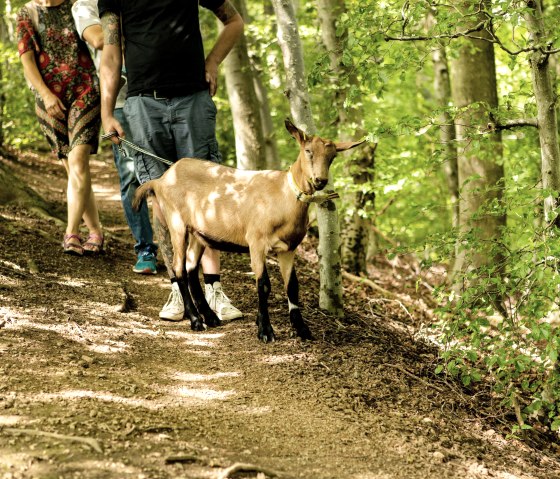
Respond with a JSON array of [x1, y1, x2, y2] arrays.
[[134, 119, 364, 342]]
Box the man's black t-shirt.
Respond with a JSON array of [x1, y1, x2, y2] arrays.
[[98, 0, 224, 97]]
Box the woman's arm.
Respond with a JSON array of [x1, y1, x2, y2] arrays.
[[19, 51, 66, 120], [82, 24, 104, 50], [72, 0, 103, 49]]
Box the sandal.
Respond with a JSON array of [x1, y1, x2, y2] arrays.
[[83, 233, 104, 255], [63, 234, 84, 256]]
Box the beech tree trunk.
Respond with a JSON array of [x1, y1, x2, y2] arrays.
[[272, 0, 344, 316], [450, 1, 505, 285], [524, 0, 560, 226], [428, 13, 459, 231], [317, 0, 376, 275], [222, 0, 266, 170], [0, 3, 10, 148], [253, 67, 280, 169]]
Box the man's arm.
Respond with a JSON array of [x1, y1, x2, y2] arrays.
[[99, 11, 124, 143], [206, 0, 244, 96]]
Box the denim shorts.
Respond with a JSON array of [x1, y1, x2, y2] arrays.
[[123, 89, 222, 184]]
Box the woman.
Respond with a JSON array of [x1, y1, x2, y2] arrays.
[[17, 0, 103, 256]]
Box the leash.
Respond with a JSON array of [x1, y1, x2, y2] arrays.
[[101, 132, 174, 166], [287, 167, 339, 204]]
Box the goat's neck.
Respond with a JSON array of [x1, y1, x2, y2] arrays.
[[289, 157, 315, 196]]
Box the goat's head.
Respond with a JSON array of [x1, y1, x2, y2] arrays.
[[285, 118, 365, 192]]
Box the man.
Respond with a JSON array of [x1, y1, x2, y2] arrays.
[[98, 0, 244, 322], [72, 0, 158, 274]]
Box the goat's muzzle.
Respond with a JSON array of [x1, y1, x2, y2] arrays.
[[313, 178, 328, 190]]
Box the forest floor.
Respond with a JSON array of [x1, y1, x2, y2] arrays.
[[1, 146, 560, 479]]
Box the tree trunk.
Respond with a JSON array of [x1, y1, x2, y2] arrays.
[[428, 13, 459, 231], [272, 0, 344, 316], [253, 68, 280, 170], [450, 1, 505, 286], [316, 0, 375, 274], [524, 0, 560, 227], [222, 0, 266, 170], [0, 3, 10, 148]]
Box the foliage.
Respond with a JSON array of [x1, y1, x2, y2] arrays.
[[0, 1, 44, 148], [3, 0, 560, 435], [303, 0, 560, 433], [0, 46, 42, 147]]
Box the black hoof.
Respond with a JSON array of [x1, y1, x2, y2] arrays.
[[190, 317, 206, 331], [296, 325, 313, 341], [203, 310, 221, 328], [258, 327, 276, 343]]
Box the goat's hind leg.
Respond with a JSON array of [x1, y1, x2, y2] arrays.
[[278, 251, 312, 340], [169, 224, 205, 331], [186, 235, 221, 328]]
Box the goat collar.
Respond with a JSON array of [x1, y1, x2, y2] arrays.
[[287, 168, 339, 204]]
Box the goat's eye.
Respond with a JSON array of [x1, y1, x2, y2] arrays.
[[305, 149, 313, 157]]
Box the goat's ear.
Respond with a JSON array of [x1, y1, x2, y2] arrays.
[[285, 118, 309, 144], [334, 139, 366, 152]]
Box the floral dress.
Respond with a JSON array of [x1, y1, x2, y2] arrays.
[[17, 0, 100, 159]]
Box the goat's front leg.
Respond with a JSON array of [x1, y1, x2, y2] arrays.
[[186, 236, 221, 328], [251, 249, 275, 343], [278, 251, 312, 340]]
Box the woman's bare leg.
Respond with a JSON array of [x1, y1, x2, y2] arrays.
[[64, 144, 101, 243]]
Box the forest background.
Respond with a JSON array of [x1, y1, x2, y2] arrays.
[[1, 0, 560, 439]]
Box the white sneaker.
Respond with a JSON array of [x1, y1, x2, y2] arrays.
[[159, 282, 184, 321], [205, 281, 243, 321]]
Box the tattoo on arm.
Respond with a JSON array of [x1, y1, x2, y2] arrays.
[[214, 0, 239, 24], [101, 12, 121, 46]]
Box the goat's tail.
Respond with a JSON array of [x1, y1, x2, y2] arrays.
[[132, 180, 156, 211]]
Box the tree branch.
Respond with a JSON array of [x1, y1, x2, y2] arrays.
[[384, 20, 487, 42], [486, 118, 539, 131]]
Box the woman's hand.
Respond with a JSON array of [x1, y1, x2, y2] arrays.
[[42, 91, 66, 120]]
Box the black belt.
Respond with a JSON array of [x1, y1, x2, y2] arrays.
[[132, 88, 190, 100]]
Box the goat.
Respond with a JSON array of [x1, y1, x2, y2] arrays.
[[133, 119, 364, 342]]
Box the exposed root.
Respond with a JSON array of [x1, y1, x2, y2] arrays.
[[218, 462, 290, 479], [3, 427, 103, 453]]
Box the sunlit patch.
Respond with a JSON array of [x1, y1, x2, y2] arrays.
[[173, 371, 239, 382], [31, 390, 155, 409], [58, 277, 88, 287], [170, 211, 184, 232], [0, 259, 26, 273], [0, 415, 23, 426], [105, 193, 122, 202], [165, 331, 224, 341], [8, 318, 129, 353], [113, 321, 160, 337], [261, 353, 314, 364], [234, 405, 271, 415], [60, 459, 140, 475], [0, 307, 28, 328], [174, 386, 235, 401], [208, 190, 220, 203], [86, 343, 127, 354], [26, 387, 234, 410]]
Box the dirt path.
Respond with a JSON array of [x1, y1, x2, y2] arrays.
[[1, 148, 560, 479]]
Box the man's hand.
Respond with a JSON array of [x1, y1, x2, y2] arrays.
[[42, 91, 66, 120], [205, 58, 219, 97], [205, 0, 244, 96], [102, 115, 124, 144]]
